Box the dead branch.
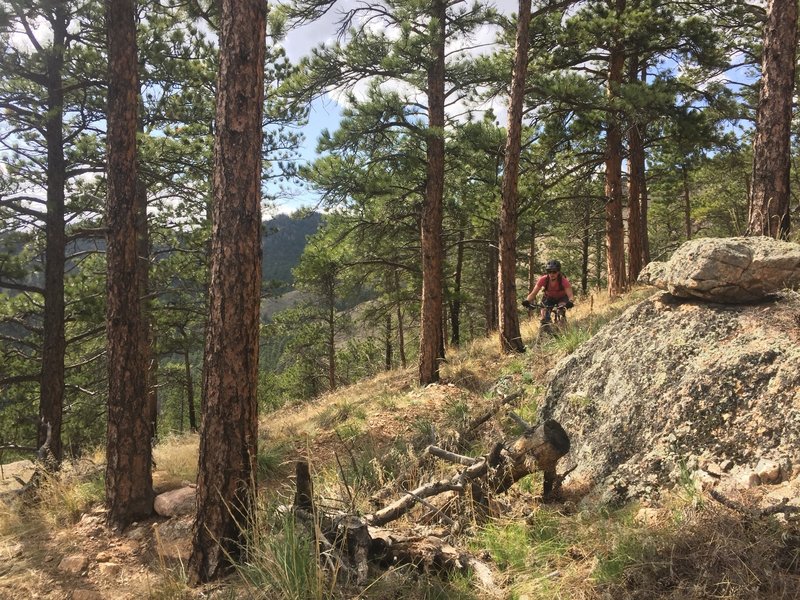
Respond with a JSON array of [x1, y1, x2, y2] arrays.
[[369, 389, 523, 508], [464, 390, 522, 435], [425, 445, 480, 466], [367, 418, 569, 527], [288, 415, 568, 595], [709, 488, 800, 519]]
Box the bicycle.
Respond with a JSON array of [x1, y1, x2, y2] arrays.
[[522, 300, 572, 337]]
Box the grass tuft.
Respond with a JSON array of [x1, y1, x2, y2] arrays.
[[236, 506, 336, 600], [153, 432, 200, 484]]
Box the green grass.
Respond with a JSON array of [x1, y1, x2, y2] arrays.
[[257, 441, 290, 479], [236, 509, 336, 600], [474, 520, 530, 572], [526, 508, 570, 569], [592, 534, 649, 584], [317, 401, 367, 429], [538, 322, 593, 354]]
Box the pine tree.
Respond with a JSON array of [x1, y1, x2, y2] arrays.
[[188, 0, 267, 583]]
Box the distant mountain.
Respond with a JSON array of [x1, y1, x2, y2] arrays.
[[0, 211, 322, 294], [262, 211, 323, 287]]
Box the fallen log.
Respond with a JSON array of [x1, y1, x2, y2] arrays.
[[368, 390, 524, 508], [368, 418, 569, 526], [288, 417, 569, 593]]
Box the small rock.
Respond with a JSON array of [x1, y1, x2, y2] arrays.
[[94, 551, 112, 562], [720, 459, 734, 472], [58, 554, 89, 575], [635, 507, 662, 526], [756, 458, 781, 484], [3, 543, 23, 559], [738, 471, 761, 489], [696, 471, 717, 489], [125, 526, 147, 541], [98, 562, 121, 577], [80, 514, 102, 526]]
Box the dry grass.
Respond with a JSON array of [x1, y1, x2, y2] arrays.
[[152, 432, 200, 490]]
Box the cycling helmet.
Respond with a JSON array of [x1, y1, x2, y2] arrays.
[[545, 259, 561, 272]]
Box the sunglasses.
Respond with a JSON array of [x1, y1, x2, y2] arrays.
[[547, 270, 558, 274]]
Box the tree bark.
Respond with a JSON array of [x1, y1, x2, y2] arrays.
[[635, 65, 651, 266], [183, 344, 197, 432], [105, 0, 153, 529], [528, 219, 536, 292], [449, 231, 464, 346], [419, 0, 446, 385], [498, 0, 531, 354], [748, 0, 797, 239], [604, 27, 627, 296], [485, 221, 499, 333], [581, 200, 591, 294], [682, 163, 692, 240], [188, 0, 266, 584], [135, 124, 156, 439], [327, 282, 336, 391], [395, 270, 406, 368], [38, 1, 68, 466], [626, 105, 645, 282]]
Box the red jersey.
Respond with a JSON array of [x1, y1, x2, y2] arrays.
[[537, 274, 571, 300]]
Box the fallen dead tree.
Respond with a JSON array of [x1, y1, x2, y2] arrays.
[[368, 390, 524, 509], [288, 416, 570, 592]]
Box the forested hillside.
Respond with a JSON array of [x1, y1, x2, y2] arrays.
[[0, 0, 798, 596], [262, 212, 323, 287]]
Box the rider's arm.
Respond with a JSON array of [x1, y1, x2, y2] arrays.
[[526, 282, 543, 303], [565, 281, 574, 302]]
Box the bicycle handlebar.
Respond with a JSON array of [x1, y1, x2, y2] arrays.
[[522, 299, 574, 309]]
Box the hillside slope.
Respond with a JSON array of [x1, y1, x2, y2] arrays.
[[2, 289, 799, 599]]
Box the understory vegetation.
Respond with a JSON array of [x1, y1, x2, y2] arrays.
[[2, 288, 797, 599]]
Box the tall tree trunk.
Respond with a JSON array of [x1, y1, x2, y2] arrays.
[[748, 0, 797, 239], [450, 230, 464, 346], [384, 313, 392, 371], [135, 106, 156, 439], [626, 73, 645, 283], [395, 270, 406, 369], [418, 0, 446, 385], [498, 0, 531, 354], [485, 222, 499, 333], [682, 164, 692, 240], [105, 0, 153, 529], [581, 199, 591, 294], [595, 225, 604, 288], [628, 131, 644, 283], [636, 66, 651, 266], [38, 2, 67, 466], [528, 219, 536, 292], [135, 176, 157, 438], [397, 305, 406, 369], [328, 291, 336, 391], [604, 27, 627, 296], [188, 0, 266, 584], [182, 340, 197, 433]]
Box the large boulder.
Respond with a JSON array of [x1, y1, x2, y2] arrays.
[[538, 290, 800, 504], [637, 236, 800, 303]]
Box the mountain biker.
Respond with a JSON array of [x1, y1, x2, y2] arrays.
[[522, 259, 575, 323]]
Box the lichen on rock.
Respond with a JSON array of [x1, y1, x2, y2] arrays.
[[539, 287, 800, 506], [637, 236, 800, 303]]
